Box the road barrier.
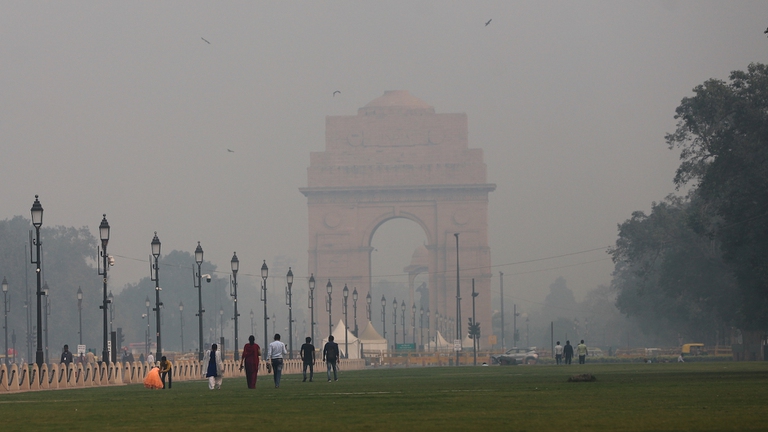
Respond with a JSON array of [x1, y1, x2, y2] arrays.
[[0, 358, 364, 393]]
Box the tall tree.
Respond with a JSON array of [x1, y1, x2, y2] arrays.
[[667, 62, 768, 329]]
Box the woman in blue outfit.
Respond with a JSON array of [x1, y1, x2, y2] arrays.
[[205, 343, 224, 390]]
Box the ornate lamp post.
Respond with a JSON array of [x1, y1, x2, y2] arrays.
[[150, 232, 162, 360], [260, 260, 268, 359], [326, 280, 333, 337], [455, 232, 461, 367], [401, 300, 406, 347], [219, 307, 224, 339], [97, 215, 111, 364], [250, 309, 254, 336], [308, 274, 315, 345], [179, 302, 184, 353], [2, 277, 8, 366], [419, 306, 424, 351], [30, 195, 44, 367], [352, 288, 358, 337], [380, 295, 387, 340], [230, 252, 240, 361], [144, 296, 151, 356], [427, 308, 431, 352], [365, 292, 371, 322], [392, 297, 397, 347], [342, 284, 349, 358], [193, 241, 206, 361], [77, 287, 83, 345], [285, 268, 294, 359], [411, 303, 416, 345]]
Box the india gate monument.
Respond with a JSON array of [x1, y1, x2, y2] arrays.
[[301, 90, 495, 348]]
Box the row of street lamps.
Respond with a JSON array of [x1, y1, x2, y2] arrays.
[[14, 195, 466, 368]]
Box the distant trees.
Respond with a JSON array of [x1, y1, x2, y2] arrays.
[[611, 63, 768, 342]]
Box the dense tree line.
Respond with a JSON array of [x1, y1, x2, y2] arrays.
[[610, 63, 768, 344]]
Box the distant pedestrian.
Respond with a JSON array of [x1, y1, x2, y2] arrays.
[[563, 340, 574, 365], [677, 353, 685, 363], [554, 341, 563, 365], [147, 352, 155, 365], [577, 340, 588, 364], [267, 334, 288, 388], [205, 343, 224, 390], [239, 335, 261, 389], [323, 335, 340, 382], [300, 337, 316, 382], [60, 345, 73, 367], [139, 353, 145, 363]]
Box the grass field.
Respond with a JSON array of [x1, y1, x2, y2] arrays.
[[2, 362, 768, 431]]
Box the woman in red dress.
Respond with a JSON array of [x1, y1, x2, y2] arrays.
[[239, 335, 261, 389]]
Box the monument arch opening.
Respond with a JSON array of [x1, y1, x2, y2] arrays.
[[301, 90, 495, 348]]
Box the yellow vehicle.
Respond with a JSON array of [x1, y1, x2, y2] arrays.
[[681, 343, 706, 356]]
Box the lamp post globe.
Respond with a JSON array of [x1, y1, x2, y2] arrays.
[[30, 196, 44, 367]]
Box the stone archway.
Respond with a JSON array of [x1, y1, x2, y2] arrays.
[[300, 91, 495, 347]]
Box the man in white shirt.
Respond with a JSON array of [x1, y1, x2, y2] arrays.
[[554, 341, 564, 365], [267, 333, 288, 388], [146, 353, 155, 365]]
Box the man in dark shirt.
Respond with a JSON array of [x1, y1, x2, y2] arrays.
[[563, 340, 574, 365], [60, 345, 73, 367], [300, 337, 316, 382], [322, 335, 340, 382]]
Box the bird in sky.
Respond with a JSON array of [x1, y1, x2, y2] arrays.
[[227, 149, 234, 153], [201, 37, 211, 44], [485, 19, 492, 26], [333, 90, 341, 97], [765, 27, 768, 36]]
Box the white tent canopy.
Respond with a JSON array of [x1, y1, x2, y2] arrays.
[[321, 319, 361, 359], [426, 331, 452, 351], [358, 320, 388, 354]]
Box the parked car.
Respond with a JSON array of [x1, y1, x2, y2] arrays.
[[491, 347, 539, 365]]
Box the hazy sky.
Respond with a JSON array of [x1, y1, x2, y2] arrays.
[[2, 1, 766, 317]]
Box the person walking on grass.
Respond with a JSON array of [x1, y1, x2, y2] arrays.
[[267, 333, 288, 388], [577, 340, 588, 364], [554, 341, 563, 365], [205, 343, 224, 390], [563, 340, 574, 365], [323, 335, 340, 382], [239, 335, 261, 389], [300, 337, 316, 382]]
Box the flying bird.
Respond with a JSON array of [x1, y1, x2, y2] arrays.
[[765, 27, 768, 36], [333, 90, 341, 97], [201, 37, 211, 44], [227, 149, 234, 153], [485, 19, 492, 26]]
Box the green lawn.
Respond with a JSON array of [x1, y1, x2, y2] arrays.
[[2, 362, 767, 431]]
